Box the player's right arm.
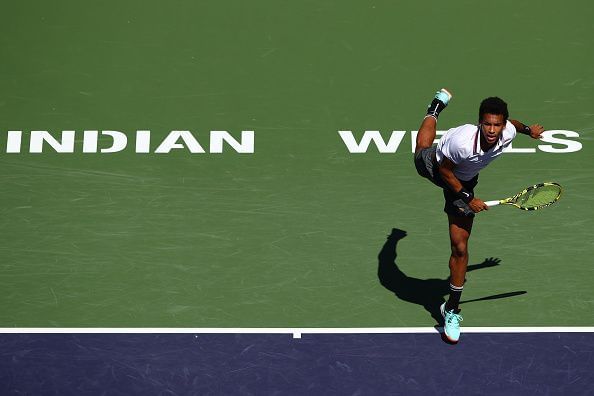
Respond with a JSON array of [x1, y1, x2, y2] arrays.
[[438, 157, 488, 213]]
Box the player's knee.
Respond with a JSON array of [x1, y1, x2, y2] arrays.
[[450, 241, 468, 258], [415, 140, 430, 154]]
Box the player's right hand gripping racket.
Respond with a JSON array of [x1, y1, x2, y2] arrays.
[[485, 182, 562, 211]]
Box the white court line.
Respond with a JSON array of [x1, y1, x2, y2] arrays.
[[1, 327, 593, 339]]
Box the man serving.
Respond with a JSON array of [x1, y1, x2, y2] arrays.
[[413, 89, 544, 343]]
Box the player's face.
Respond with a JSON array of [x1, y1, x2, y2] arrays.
[[479, 113, 506, 145]]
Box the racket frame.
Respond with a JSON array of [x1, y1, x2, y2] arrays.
[[485, 182, 562, 210]]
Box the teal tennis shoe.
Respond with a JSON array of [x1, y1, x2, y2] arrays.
[[440, 302, 463, 343], [434, 88, 452, 106], [426, 88, 453, 119]]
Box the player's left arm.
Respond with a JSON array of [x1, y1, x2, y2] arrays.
[[509, 119, 544, 139]]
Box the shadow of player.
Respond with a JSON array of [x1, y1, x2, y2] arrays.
[[377, 228, 526, 325]]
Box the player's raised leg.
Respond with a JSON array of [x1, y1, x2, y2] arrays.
[[415, 88, 452, 154]]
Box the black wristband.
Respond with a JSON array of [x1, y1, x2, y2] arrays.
[[521, 125, 531, 135], [457, 188, 474, 204]]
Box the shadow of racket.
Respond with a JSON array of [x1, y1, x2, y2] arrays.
[[460, 291, 527, 305]]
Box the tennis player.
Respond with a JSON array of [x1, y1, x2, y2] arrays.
[[414, 89, 544, 343]]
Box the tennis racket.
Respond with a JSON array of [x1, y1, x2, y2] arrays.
[[484, 182, 562, 210]]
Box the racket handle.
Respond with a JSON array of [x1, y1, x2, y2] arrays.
[[484, 200, 501, 207]]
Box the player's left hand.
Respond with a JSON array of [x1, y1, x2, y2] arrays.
[[528, 124, 545, 139]]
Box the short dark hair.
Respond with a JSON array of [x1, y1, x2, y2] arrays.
[[479, 97, 509, 121]]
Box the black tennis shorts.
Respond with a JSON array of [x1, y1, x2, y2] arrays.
[[413, 146, 479, 217]]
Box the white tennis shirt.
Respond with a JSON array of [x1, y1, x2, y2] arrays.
[[436, 120, 517, 181]]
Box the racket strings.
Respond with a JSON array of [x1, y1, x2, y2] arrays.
[[516, 185, 561, 209]]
